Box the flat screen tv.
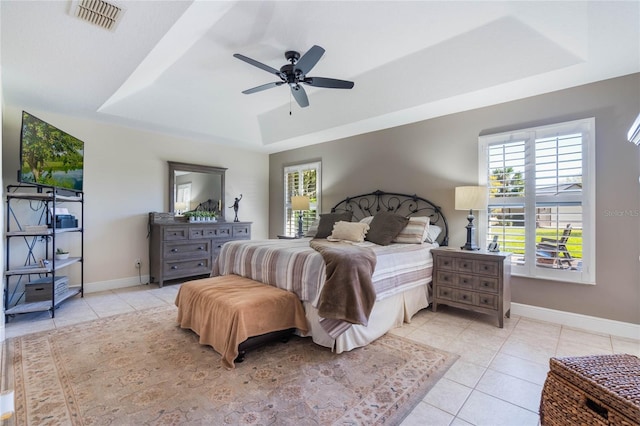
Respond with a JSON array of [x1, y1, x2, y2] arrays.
[[18, 111, 84, 193]]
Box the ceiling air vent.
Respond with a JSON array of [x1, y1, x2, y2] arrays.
[[70, 0, 125, 31]]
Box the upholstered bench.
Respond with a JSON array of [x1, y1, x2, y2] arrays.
[[175, 274, 309, 369], [540, 354, 640, 426]]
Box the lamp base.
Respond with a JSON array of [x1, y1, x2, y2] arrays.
[[297, 213, 304, 238], [461, 211, 480, 250]]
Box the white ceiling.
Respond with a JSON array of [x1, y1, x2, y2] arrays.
[[2, 1, 639, 153]]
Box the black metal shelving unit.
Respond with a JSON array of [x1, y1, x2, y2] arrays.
[[4, 184, 84, 321]]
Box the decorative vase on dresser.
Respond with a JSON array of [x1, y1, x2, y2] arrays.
[[148, 213, 251, 287], [431, 248, 511, 328]]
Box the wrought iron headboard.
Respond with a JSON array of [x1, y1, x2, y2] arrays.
[[330, 189, 449, 246]]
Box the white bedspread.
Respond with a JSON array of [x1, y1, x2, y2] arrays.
[[213, 238, 435, 307]]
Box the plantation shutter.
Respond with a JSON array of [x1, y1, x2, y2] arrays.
[[487, 139, 527, 265], [479, 118, 594, 284], [284, 162, 321, 236]]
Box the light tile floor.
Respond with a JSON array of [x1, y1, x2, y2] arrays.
[[3, 283, 639, 426]]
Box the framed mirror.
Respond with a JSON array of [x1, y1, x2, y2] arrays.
[[168, 161, 226, 217]]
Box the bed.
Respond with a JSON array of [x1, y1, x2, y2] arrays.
[[212, 190, 449, 353]]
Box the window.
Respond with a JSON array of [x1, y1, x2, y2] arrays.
[[478, 118, 595, 284], [284, 161, 321, 236]]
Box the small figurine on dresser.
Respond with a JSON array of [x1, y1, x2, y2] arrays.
[[230, 194, 242, 222]]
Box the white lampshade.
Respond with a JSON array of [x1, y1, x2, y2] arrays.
[[174, 202, 187, 212], [291, 195, 310, 211], [455, 186, 487, 211]]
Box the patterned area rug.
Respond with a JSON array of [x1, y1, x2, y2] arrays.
[[6, 306, 457, 425]]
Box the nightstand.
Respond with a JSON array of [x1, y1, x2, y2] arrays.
[[431, 248, 511, 328]]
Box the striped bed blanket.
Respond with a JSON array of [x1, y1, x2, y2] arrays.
[[213, 237, 435, 310]]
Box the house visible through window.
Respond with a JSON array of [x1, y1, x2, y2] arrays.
[[478, 118, 595, 284], [284, 161, 321, 236]]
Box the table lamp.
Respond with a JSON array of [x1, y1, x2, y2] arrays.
[[291, 195, 310, 238], [174, 202, 187, 215], [455, 186, 487, 250]]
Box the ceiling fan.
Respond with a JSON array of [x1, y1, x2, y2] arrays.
[[233, 45, 354, 108]]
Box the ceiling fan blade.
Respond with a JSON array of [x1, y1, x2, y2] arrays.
[[242, 81, 283, 94], [303, 77, 354, 89], [233, 53, 281, 76], [290, 85, 309, 108], [295, 45, 325, 75]]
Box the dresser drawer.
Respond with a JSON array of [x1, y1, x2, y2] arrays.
[[474, 260, 500, 277], [163, 227, 189, 240], [164, 241, 211, 259], [475, 277, 499, 293], [163, 258, 211, 277], [233, 224, 251, 238], [191, 226, 231, 238], [436, 256, 455, 271]]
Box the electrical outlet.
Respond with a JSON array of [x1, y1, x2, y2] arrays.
[[135, 259, 141, 269]]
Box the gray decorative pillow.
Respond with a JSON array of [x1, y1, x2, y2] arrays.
[[366, 212, 409, 246], [314, 212, 353, 238]]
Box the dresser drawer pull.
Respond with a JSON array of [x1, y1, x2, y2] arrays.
[[171, 248, 178, 253], [443, 276, 449, 281], [198, 246, 204, 250], [483, 265, 489, 270], [462, 278, 468, 284], [217, 244, 223, 248], [461, 294, 468, 300], [482, 298, 489, 304], [198, 262, 204, 267], [171, 265, 178, 270], [482, 281, 490, 287], [443, 260, 450, 266]]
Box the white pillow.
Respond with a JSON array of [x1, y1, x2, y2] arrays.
[[327, 221, 370, 242], [393, 216, 430, 244], [425, 224, 443, 244], [359, 216, 374, 225]]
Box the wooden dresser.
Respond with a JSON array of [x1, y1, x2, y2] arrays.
[[149, 215, 251, 287], [431, 248, 511, 327]]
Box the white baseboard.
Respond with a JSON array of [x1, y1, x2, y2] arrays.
[[512, 303, 640, 340], [84, 275, 151, 293]]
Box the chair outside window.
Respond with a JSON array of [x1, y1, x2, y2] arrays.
[[536, 224, 573, 269]]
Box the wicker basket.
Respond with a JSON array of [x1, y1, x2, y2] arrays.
[[540, 354, 640, 426]]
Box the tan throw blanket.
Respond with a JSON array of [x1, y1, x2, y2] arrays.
[[310, 240, 377, 327], [175, 275, 309, 369]]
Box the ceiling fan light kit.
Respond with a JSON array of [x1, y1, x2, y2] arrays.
[[234, 45, 354, 108]]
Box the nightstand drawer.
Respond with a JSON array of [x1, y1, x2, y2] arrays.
[[474, 260, 500, 277], [453, 289, 476, 305], [455, 258, 474, 273], [456, 274, 476, 288], [477, 293, 498, 310], [475, 277, 499, 293], [436, 256, 455, 271], [435, 271, 455, 286], [436, 285, 456, 301]]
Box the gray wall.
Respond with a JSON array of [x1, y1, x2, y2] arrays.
[[269, 73, 640, 325]]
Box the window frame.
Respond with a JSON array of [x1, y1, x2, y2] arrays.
[[283, 161, 321, 236], [478, 118, 595, 284]]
